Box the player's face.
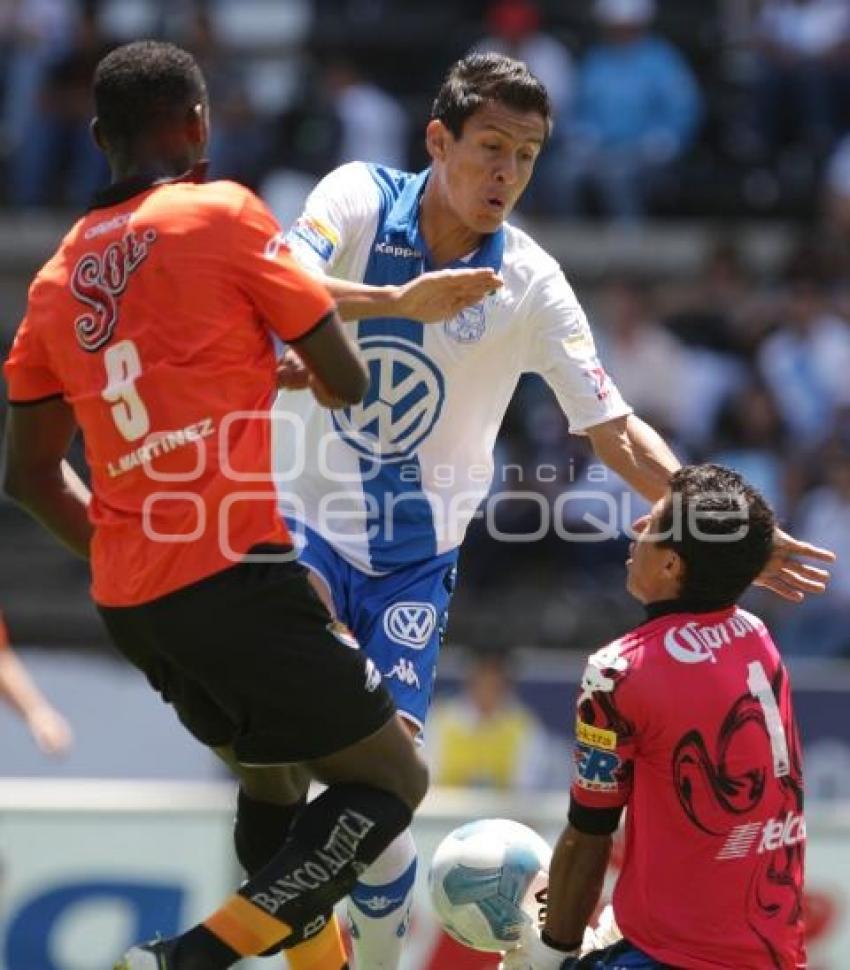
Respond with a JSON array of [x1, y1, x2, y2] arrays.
[[431, 102, 547, 234], [626, 498, 682, 603]]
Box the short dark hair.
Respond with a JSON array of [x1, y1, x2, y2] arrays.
[[431, 53, 552, 139], [94, 41, 207, 146], [656, 464, 775, 608]]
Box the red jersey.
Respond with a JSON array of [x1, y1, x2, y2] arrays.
[[3, 171, 334, 606], [571, 604, 805, 969]]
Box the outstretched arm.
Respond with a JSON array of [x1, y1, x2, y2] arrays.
[[586, 415, 835, 601], [322, 267, 501, 323], [585, 413, 680, 503]]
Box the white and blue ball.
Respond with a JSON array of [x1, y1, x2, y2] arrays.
[[428, 818, 551, 952]]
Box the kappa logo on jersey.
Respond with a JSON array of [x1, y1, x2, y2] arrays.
[[332, 336, 446, 462], [716, 812, 806, 860], [374, 240, 422, 259], [72, 228, 158, 351], [664, 613, 764, 665], [383, 601, 437, 648], [444, 302, 486, 343], [385, 658, 421, 690]]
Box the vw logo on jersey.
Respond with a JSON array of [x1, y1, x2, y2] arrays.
[[332, 336, 445, 462], [444, 302, 486, 343], [384, 602, 438, 649]]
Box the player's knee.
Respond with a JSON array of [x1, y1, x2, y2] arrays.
[[394, 749, 429, 811]]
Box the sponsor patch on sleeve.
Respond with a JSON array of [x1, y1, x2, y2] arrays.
[[575, 719, 617, 751], [574, 743, 622, 792], [285, 215, 340, 262]]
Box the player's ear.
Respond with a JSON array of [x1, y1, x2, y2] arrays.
[[426, 119, 451, 162], [664, 550, 686, 589], [186, 102, 207, 146], [90, 117, 106, 152]]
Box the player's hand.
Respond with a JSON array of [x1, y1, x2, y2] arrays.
[[276, 348, 310, 390], [753, 527, 836, 602], [499, 925, 580, 970], [581, 904, 621, 954], [27, 705, 73, 756], [395, 268, 502, 323]]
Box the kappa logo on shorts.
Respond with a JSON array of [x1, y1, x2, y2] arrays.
[[384, 602, 437, 649], [385, 658, 421, 690]]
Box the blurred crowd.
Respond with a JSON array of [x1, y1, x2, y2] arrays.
[[2, 0, 850, 222], [469, 235, 850, 658], [1, 0, 850, 659]]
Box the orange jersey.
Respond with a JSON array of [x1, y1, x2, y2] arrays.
[[4, 170, 334, 606]]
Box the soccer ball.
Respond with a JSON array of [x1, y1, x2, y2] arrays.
[[428, 818, 551, 952]]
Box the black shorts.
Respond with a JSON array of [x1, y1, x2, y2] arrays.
[[98, 547, 396, 764]]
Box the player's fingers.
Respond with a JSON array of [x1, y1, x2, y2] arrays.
[[784, 540, 837, 563], [785, 561, 832, 581], [754, 574, 804, 602], [774, 529, 836, 562], [778, 566, 828, 593]]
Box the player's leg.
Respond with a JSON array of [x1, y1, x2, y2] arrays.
[[214, 748, 350, 970], [278, 523, 357, 969], [109, 553, 427, 970], [343, 552, 459, 970]]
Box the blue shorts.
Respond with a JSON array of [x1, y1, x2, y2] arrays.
[[580, 941, 670, 969], [287, 520, 458, 736]]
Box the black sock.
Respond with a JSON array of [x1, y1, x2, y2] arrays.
[[234, 788, 307, 956], [234, 787, 306, 875], [237, 783, 412, 931]]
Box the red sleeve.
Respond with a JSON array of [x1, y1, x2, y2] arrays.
[[0, 612, 10, 650], [570, 640, 638, 812], [4, 283, 64, 404], [231, 189, 335, 343]]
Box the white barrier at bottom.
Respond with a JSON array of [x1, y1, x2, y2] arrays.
[[0, 781, 847, 969]]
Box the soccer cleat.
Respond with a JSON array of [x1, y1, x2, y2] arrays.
[[113, 938, 173, 970]]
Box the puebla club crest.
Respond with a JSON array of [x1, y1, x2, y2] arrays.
[[444, 302, 486, 344]]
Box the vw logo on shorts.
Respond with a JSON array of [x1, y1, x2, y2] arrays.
[[384, 602, 438, 649], [332, 336, 445, 462]]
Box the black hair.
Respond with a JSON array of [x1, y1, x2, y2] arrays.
[[656, 464, 775, 608], [431, 52, 552, 139], [93, 41, 207, 147]]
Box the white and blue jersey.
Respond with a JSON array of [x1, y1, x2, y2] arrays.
[[273, 162, 631, 729]]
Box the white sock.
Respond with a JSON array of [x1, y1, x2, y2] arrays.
[[347, 828, 417, 970]]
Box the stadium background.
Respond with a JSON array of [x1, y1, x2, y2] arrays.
[[1, 0, 849, 966]]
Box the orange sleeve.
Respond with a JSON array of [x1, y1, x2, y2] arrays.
[[230, 189, 335, 343], [3, 282, 64, 404], [0, 612, 10, 650]]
